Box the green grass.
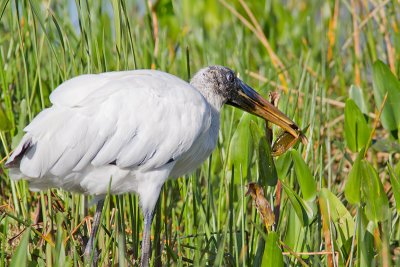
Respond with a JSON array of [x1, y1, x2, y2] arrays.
[[1, 0, 400, 266]]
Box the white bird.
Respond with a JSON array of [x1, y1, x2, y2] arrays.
[[6, 66, 303, 266]]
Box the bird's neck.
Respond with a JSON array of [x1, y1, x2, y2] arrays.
[[190, 83, 225, 112], [189, 80, 221, 144], [209, 105, 221, 139]]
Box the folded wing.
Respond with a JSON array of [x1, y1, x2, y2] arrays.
[[7, 70, 211, 185]]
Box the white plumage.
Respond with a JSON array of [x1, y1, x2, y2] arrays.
[[6, 66, 303, 266], [8, 70, 218, 209]]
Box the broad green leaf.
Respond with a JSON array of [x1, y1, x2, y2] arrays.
[[258, 137, 277, 187], [156, 0, 180, 41], [344, 149, 364, 204], [359, 211, 375, 266], [228, 113, 253, 183], [275, 151, 292, 179], [262, 232, 284, 267], [320, 189, 355, 247], [349, 85, 369, 114], [284, 209, 308, 255], [249, 122, 277, 186], [10, 227, 30, 267], [387, 164, 400, 212], [291, 150, 317, 201], [253, 236, 266, 267], [281, 180, 314, 226], [344, 99, 370, 152], [361, 160, 390, 223], [0, 104, 12, 131], [372, 60, 400, 137]]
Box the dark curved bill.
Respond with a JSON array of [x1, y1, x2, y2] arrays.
[[227, 80, 304, 141]]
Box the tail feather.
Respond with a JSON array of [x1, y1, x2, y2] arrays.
[[5, 135, 32, 169]]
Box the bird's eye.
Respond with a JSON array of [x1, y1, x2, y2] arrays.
[[226, 72, 235, 83]]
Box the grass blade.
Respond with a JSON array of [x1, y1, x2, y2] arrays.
[[10, 228, 30, 267]]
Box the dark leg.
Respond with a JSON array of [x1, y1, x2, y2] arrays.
[[140, 210, 154, 267], [84, 198, 105, 265]]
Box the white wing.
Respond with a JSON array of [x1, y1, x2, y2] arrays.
[[7, 70, 212, 181]]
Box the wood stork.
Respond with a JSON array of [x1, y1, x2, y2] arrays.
[[6, 66, 304, 266]]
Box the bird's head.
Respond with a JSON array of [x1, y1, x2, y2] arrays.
[[191, 65, 305, 141]]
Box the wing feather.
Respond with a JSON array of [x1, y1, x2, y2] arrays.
[[9, 70, 211, 182]]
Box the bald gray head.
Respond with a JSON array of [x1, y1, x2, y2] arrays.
[[190, 65, 304, 140], [190, 66, 239, 110]]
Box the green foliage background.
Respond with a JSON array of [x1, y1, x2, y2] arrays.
[[1, 0, 400, 266]]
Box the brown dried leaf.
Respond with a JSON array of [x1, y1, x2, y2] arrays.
[[246, 182, 275, 229]]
